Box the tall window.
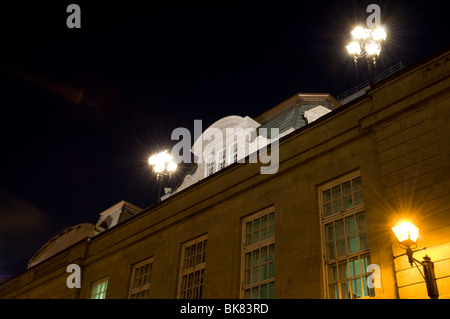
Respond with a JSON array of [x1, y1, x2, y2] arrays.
[[90, 277, 108, 299], [242, 208, 275, 299], [178, 235, 207, 299], [129, 258, 153, 299], [229, 141, 238, 164], [205, 156, 214, 177], [216, 148, 226, 171], [319, 172, 374, 299]]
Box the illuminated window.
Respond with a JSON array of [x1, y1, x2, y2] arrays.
[[229, 141, 238, 164], [90, 277, 108, 299], [128, 258, 153, 299], [178, 235, 207, 299], [242, 208, 275, 299], [319, 172, 374, 299], [205, 156, 214, 177], [216, 148, 226, 171]]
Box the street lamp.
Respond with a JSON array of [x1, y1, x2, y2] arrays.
[[148, 150, 178, 202], [346, 25, 387, 86], [392, 220, 439, 299]]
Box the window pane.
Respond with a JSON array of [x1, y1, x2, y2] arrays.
[[181, 275, 187, 290], [352, 278, 363, 298], [333, 199, 342, 213], [261, 215, 268, 240], [342, 181, 352, 194], [261, 215, 268, 228], [245, 252, 251, 268], [338, 261, 348, 280], [244, 270, 251, 285], [246, 221, 252, 235], [341, 281, 351, 299], [325, 224, 334, 241], [359, 232, 369, 250], [335, 221, 344, 237], [188, 273, 193, 287], [268, 282, 275, 299], [328, 265, 337, 282], [352, 177, 362, 190], [324, 203, 332, 216], [253, 219, 260, 243], [260, 284, 267, 299], [327, 242, 335, 259], [252, 266, 258, 283], [261, 264, 268, 280], [268, 243, 275, 261], [268, 213, 275, 238], [337, 238, 346, 257], [261, 246, 268, 263], [343, 195, 353, 209], [323, 189, 332, 202], [329, 284, 339, 299], [354, 191, 364, 205], [348, 258, 360, 277], [346, 216, 355, 234], [363, 275, 375, 297], [251, 287, 258, 299], [347, 234, 358, 254], [246, 234, 252, 246], [254, 218, 260, 232], [360, 254, 370, 273], [252, 250, 259, 266], [332, 185, 341, 199], [202, 243, 207, 263], [269, 212, 275, 225]]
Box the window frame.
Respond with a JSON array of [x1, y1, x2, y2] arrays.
[[318, 171, 374, 299], [204, 155, 214, 177], [228, 141, 238, 164], [177, 234, 208, 299], [128, 257, 154, 299], [240, 207, 275, 299], [216, 148, 226, 171], [89, 277, 109, 299]]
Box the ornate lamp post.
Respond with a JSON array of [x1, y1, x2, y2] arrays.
[[346, 26, 387, 86], [148, 150, 177, 202], [392, 220, 439, 299]]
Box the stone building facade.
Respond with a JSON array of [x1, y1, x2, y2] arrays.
[[1, 47, 449, 299]]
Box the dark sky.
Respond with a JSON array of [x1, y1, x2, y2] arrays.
[[0, 0, 448, 282]]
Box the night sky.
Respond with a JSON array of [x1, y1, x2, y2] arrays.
[[0, 0, 448, 282]]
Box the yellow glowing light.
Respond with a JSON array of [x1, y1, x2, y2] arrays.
[[365, 41, 381, 56], [148, 155, 157, 166], [346, 41, 361, 55], [153, 164, 165, 173], [392, 220, 419, 244], [371, 27, 387, 41], [149, 150, 177, 175], [351, 26, 368, 40], [167, 161, 177, 172]]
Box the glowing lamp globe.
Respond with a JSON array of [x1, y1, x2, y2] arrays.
[[392, 220, 419, 249]]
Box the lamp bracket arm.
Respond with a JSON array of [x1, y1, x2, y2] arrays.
[[413, 259, 426, 280], [393, 246, 426, 259]]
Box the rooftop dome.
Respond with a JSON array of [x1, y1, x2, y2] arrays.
[[28, 223, 102, 268]]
